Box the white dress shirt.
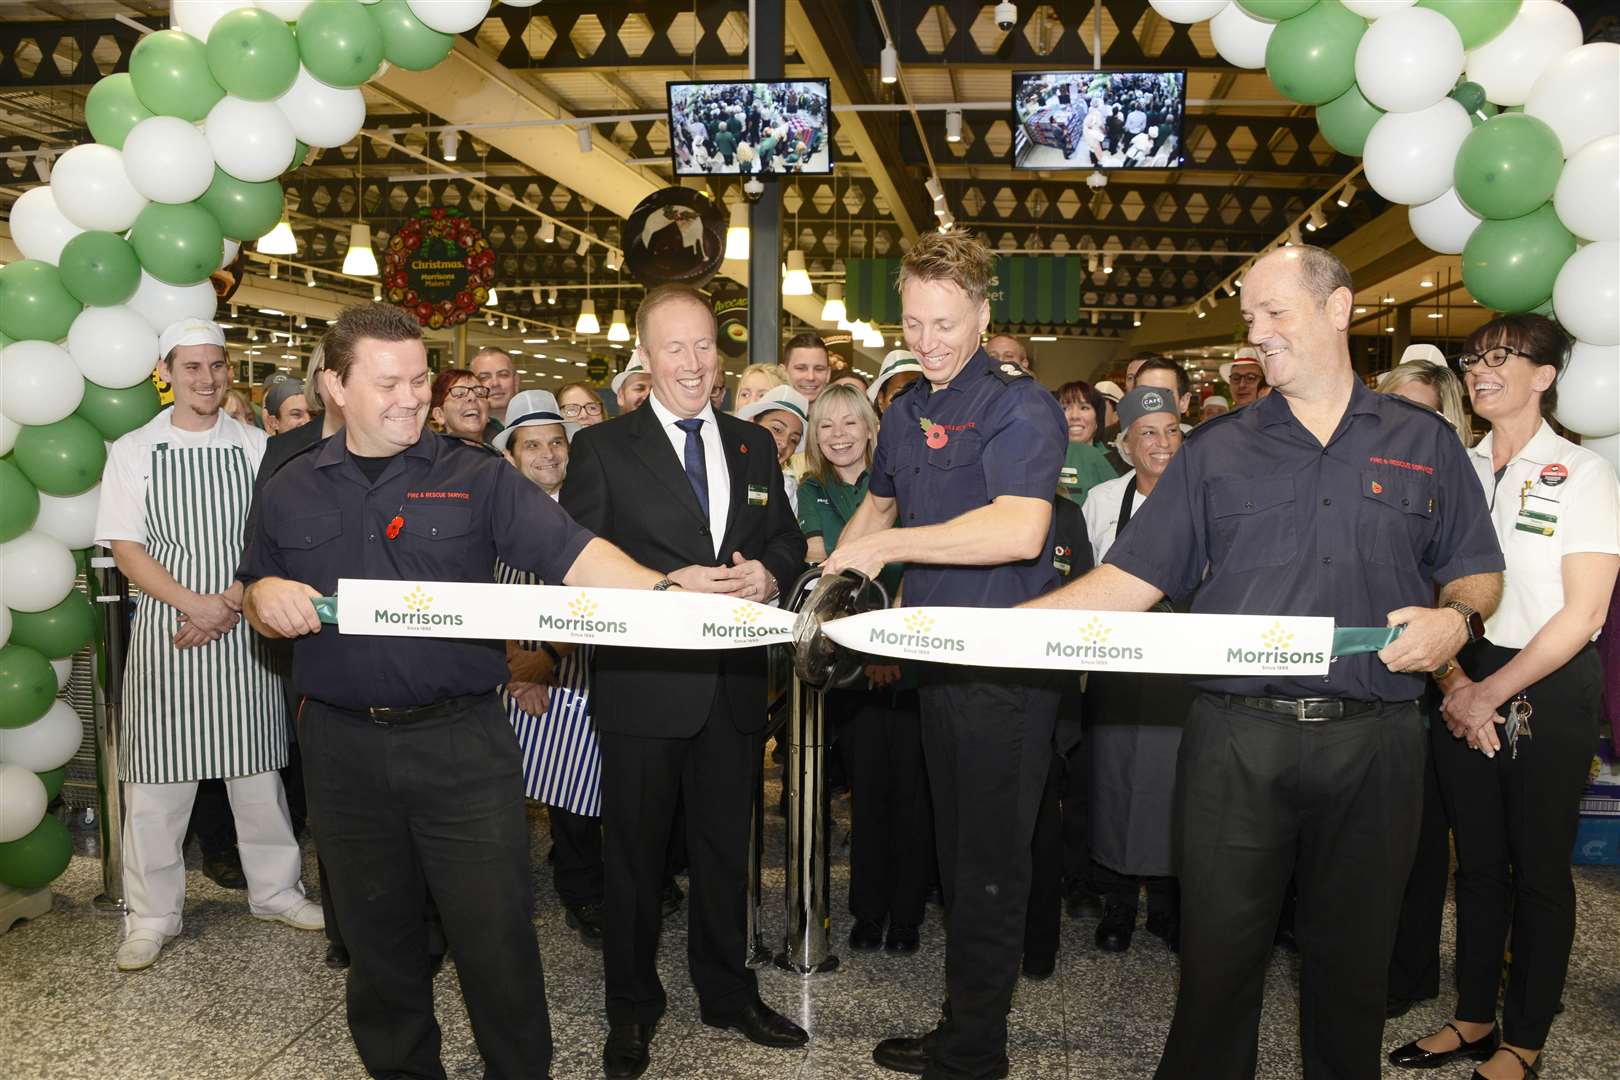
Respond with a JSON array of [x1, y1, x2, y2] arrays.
[[95, 408, 267, 547], [647, 392, 731, 559]]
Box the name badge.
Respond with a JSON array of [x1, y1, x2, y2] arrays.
[[1058, 467, 1079, 484], [747, 484, 769, 506]]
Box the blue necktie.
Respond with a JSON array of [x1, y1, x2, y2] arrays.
[[674, 418, 710, 519]]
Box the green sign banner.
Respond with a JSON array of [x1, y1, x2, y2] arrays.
[[844, 255, 1084, 326]]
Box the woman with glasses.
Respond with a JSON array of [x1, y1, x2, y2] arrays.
[[1378, 344, 1474, 447], [429, 368, 491, 446], [1389, 314, 1619, 1080], [557, 380, 608, 427]]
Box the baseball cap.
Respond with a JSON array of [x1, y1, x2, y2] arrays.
[[1117, 385, 1179, 435], [490, 389, 580, 452], [611, 357, 650, 395], [263, 375, 305, 417], [158, 316, 225, 358], [1219, 347, 1263, 384], [868, 350, 922, 404], [736, 385, 810, 451]]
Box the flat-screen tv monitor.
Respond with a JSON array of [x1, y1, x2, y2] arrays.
[[1012, 71, 1187, 170], [667, 79, 833, 176]]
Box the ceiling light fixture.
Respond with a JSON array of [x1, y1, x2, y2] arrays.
[[548, 288, 558, 305], [820, 282, 847, 324], [1087, 252, 1098, 274], [486, 286, 499, 307], [305, 267, 316, 287], [880, 42, 898, 85], [267, 260, 278, 280], [1419, 272, 1435, 287], [1103, 254, 1115, 275], [441, 128, 459, 162], [1305, 207, 1326, 232], [372, 283, 382, 301], [1336, 181, 1356, 208], [255, 219, 297, 256], [782, 250, 812, 295], [1132, 313, 1142, 327], [725, 201, 750, 260], [925, 177, 944, 203], [576, 234, 591, 256], [577, 125, 592, 153], [1030, 335, 1057, 342], [945, 109, 962, 143], [342, 223, 378, 276], [540, 220, 556, 244], [607, 307, 630, 342], [604, 248, 621, 272], [575, 299, 600, 335]]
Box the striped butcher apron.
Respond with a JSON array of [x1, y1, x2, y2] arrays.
[[120, 442, 285, 783], [495, 561, 601, 816]]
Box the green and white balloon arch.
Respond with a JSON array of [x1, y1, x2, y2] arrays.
[[0, 0, 1617, 888]]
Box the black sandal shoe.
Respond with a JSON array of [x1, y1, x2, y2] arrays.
[[1388, 1021, 1500, 1069], [1473, 1046, 1539, 1080]]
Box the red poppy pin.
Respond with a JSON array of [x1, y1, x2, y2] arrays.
[[739, 442, 749, 454], [919, 416, 948, 449], [1370, 481, 1383, 495], [386, 515, 405, 540]]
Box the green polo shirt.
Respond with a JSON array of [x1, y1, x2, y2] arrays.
[[797, 468, 903, 599], [1058, 440, 1119, 505]]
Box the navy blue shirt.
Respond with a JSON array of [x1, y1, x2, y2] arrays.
[[869, 348, 1068, 607], [1104, 380, 1504, 701], [237, 430, 593, 709]]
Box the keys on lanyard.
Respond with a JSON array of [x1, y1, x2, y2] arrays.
[[1502, 695, 1533, 760]]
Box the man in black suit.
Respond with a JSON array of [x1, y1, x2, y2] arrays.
[[560, 284, 809, 1079]]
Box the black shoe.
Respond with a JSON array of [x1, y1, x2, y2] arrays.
[[699, 999, 808, 1049], [1145, 911, 1179, 953], [660, 879, 683, 919], [1063, 886, 1104, 920], [1094, 903, 1135, 953], [602, 1022, 652, 1079], [1387, 1021, 1499, 1069], [201, 854, 247, 890], [1021, 952, 1056, 981], [324, 943, 350, 970], [884, 925, 920, 954], [872, 1030, 1008, 1078], [564, 901, 604, 948], [1386, 993, 1437, 1019], [1473, 1046, 1539, 1079], [849, 919, 885, 951]]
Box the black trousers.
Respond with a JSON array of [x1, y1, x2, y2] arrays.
[[300, 695, 550, 1080], [919, 665, 1058, 1080], [840, 687, 932, 930], [547, 805, 604, 908], [1432, 642, 1601, 1050], [1023, 757, 1063, 962], [1387, 715, 1451, 1003], [1058, 691, 1094, 895], [1155, 695, 1424, 1080], [1092, 861, 1176, 917], [597, 692, 760, 1026]]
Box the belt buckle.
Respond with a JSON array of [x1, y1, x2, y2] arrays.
[[1294, 698, 1332, 723], [366, 706, 397, 725]]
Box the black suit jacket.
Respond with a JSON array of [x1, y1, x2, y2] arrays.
[[560, 403, 806, 737]]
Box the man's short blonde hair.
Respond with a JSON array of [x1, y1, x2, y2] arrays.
[[898, 230, 996, 305]]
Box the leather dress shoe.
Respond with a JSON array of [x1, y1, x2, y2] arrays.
[[1064, 885, 1104, 920], [1388, 1021, 1499, 1069], [1021, 952, 1056, 981], [202, 854, 247, 890], [660, 879, 683, 919], [564, 901, 604, 948], [324, 943, 350, 970], [1145, 911, 1179, 953], [872, 1029, 1009, 1078], [884, 925, 920, 954], [849, 919, 885, 951], [1094, 903, 1135, 952], [699, 999, 808, 1048], [602, 1022, 652, 1079]]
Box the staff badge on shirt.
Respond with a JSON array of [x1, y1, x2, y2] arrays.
[[747, 484, 769, 506], [1539, 463, 1567, 487]]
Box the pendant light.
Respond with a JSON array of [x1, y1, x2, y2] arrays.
[[820, 282, 847, 324], [607, 308, 630, 342], [724, 201, 750, 261], [575, 299, 600, 335], [256, 219, 298, 256], [782, 250, 812, 295]]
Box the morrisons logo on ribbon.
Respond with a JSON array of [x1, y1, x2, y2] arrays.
[[1226, 622, 1327, 669], [537, 593, 627, 636], [1045, 616, 1144, 662], [702, 602, 776, 641], [867, 611, 966, 655], [373, 586, 465, 628]]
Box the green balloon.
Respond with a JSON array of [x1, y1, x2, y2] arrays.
[[57, 231, 142, 308], [297, 0, 386, 88], [0, 458, 39, 543], [9, 593, 95, 660], [1417, 0, 1521, 49], [0, 644, 57, 730], [1462, 203, 1576, 313], [71, 547, 92, 576], [76, 379, 161, 442], [1450, 81, 1488, 115], [129, 202, 225, 287], [1240, 0, 1319, 17], [129, 29, 225, 122], [1315, 83, 1383, 156], [0, 261, 82, 343], [1469, 101, 1501, 128], [84, 73, 154, 150], [1266, 1, 1366, 106], [12, 416, 107, 498], [196, 169, 286, 243], [0, 814, 73, 890], [206, 6, 300, 101], [368, 0, 454, 71], [36, 767, 65, 802], [1454, 113, 1564, 221], [289, 140, 310, 172]]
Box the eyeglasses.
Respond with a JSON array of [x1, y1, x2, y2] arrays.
[[1455, 346, 1533, 373], [560, 402, 603, 418], [445, 385, 491, 400], [1227, 371, 1262, 385]]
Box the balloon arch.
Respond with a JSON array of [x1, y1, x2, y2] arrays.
[[0, 0, 1617, 887]]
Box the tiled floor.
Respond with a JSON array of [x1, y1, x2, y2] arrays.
[[2, 769, 1618, 1080]]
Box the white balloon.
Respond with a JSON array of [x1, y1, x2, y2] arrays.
[[1342, 0, 1415, 18], [220, 237, 241, 271], [499, 0, 543, 6], [173, 1, 255, 41], [67, 306, 161, 389], [273, 66, 366, 149], [406, 0, 494, 35], [0, 531, 76, 613], [1583, 433, 1620, 476], [9, 187, 85, 265], [121, 115, 217, 204], [255, 0, 313, 18], [1465, 0, 1583, 107], [0, 341, 85, 427], [1524, 42, 1620, 159], [1355, 7, 1464, 114], [0, 414, 18, 457], [1362, 98, 1471, 206], [126, 271, 218, 335], [0, 700, 83, 774], [1408, 186, 1483, 255], [206, 96, 297, 184], [0, 606, 9, 650], [1210, 3, 1273, 70], [32, 485, 100, 551], [1554, 135, 1619, 243], [47, 144, 148, 233], [1146, 0, 1229, 23], [1553, 242, 1620, 348], [0, 764, 48, 845], [50, 657, 73, 693], [1554, 341, 1620, 438]]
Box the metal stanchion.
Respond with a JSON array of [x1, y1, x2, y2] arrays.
[[89, 555, 130, 913], [746, 679, 789, 970]]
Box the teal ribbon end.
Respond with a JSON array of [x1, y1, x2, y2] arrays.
[[1331, 626, 1402, 657], [313, 596, 339, 625]]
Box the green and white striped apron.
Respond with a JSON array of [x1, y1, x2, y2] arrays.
[[121, 442, 286, 783]]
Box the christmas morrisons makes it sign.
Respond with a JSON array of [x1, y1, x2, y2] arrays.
[[382, 208, 496, 329]]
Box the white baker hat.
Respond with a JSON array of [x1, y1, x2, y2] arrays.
[[158, 316, 225, 358]]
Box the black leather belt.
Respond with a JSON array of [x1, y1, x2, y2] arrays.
[[311, 691, 494, 727], [1221, 694, 1385, 722]]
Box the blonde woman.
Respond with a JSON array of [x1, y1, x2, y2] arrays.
[[1378, 345, 1473, 446], [732, 362, 787, 413]]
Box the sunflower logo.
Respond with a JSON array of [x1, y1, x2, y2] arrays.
[[1079, 617, 1111, 644], [569, 594, 598, 618], [403, 587, 432, 613], [1261, 621, 1294, 650], [733, 603, 762, 625], [905, 611, 935, 633]]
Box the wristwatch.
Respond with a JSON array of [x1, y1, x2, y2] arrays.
[[652, 577, 682, 591], [1445, 600, 1485, 642], [1431, 659, 1457, 682]]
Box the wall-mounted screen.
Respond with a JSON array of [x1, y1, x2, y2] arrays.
[[667, 79, 833, 176], [1012, 71, 1187, 170]]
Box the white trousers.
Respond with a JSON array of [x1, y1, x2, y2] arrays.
[[121, 770, 306, 937]]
